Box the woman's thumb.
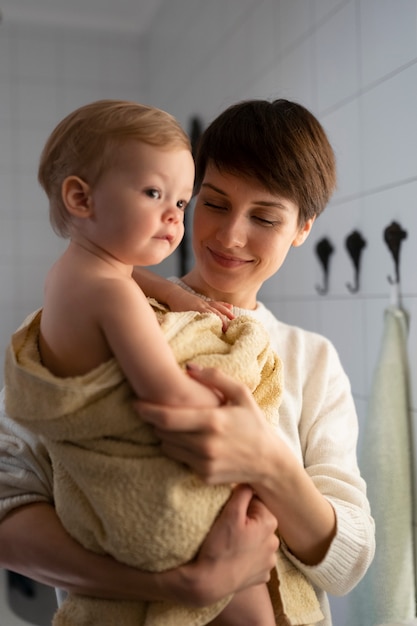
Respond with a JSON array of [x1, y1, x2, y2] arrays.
[[185, 363, 249, 405]]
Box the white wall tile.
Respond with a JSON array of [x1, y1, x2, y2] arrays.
[[319, 299, 368, 397], [359, 0, 417, 87], [0, 27, 11, 78], [0, 77, 13, 121], [14, 82, 58, 125], [0, 262, 15, 299], [98, 36, 144, 88], [314, 0, 349, 24], [276, 0, 314, 54], [0, 174, 14, 220], [0, 124, 13, 168], [13, 26, 58, 81], [355, 396, 369, 457], [60, 36, 102, 85], [323, 99, 362, 200], [277, 38, 316, 109], [361, 65, 417, 192], [316, 1, 359, 111], [0, 217, 16, 258], [329, 593, 349, 626]]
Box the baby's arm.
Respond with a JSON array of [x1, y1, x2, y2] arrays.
[[133, 267, 234, 330], [98, 277, 220, 407], [209, 584, 275, 626]]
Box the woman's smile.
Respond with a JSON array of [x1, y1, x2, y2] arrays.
[[206, 246, 253, 269]]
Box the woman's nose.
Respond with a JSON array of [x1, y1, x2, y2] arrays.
[[216, 218, 247, 247]]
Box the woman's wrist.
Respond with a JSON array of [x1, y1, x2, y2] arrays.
[[156, 558, 223, 608]]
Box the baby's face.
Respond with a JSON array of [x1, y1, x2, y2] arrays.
[[85, 140, 195, 268]]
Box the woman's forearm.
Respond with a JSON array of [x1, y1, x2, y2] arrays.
[[132, 267, 178, 306], [0, 487, 278, 606], [0, 503, 171, 602], [253, 436, 336, 565]]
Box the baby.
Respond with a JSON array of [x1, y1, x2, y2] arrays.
[[5, 100, 281, 625]]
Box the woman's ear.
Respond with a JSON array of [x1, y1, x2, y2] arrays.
[[61, 176, 93, 218], [292, 216, 316, 247]]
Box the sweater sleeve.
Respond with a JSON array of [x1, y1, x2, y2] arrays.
[[279, 331, 375, 596], [0, 388, 53, 522]]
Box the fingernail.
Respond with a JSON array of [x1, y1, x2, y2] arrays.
[[185, 362, 202, 372]]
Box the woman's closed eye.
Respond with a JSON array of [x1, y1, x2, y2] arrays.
[[204, 201, 227, 211], [253, 215, 281, 227]]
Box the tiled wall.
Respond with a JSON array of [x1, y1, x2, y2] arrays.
[[0, 1, 416, 624]]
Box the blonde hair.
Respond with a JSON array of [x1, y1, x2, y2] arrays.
[[38, 99, 192, 237]]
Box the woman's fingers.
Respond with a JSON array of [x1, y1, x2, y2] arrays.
[[135, 366, 271, 484], [199, 484, 279, 587], [185, 364, 253, 406], [135, 366, 251, 430]]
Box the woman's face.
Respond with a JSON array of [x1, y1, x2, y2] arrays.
[[185, 164, 314, 309]]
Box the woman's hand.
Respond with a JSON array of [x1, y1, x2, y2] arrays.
[[167, 484, 279, 607], [165, 285, 235, 331], [135, 364, 273, 486]]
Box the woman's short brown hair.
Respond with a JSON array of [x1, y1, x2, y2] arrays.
[[38, 99, 191, 237], [194, 99, 336, 225]]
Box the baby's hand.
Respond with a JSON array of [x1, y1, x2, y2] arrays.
[[166, 286, 234, 331]]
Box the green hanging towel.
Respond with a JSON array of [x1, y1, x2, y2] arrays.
[[349, 306, 416, 625]]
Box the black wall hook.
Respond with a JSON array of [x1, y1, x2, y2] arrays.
[[345, 230, 367, 293], [384, 221, 407, 284], [315, 237, 334, 295]]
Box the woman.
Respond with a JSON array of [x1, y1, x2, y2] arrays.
[[0, 99, 374, 625]]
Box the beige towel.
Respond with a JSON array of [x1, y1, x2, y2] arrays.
[[269, 553, 324, 626], [5, 302, 322, 625]]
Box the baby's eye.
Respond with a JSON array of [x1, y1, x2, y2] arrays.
[[176, 199, 189, 211], [146, 188, 160, 199]]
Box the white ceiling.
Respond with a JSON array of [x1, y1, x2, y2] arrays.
[[0, 0, 166, 35]]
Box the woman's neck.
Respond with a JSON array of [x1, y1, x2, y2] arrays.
[[180, 271, 258, 310]]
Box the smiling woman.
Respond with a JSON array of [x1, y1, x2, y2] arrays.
[[133, 98, 375, 625]]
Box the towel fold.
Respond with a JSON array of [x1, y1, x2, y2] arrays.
[[5, 302, 323, 625], [349, 306, 416, 625]]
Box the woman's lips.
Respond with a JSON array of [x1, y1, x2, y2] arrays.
[[208, 247, 252, 268]]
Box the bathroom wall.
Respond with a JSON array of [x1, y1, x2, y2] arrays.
[[0, 1, 416, 624]]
